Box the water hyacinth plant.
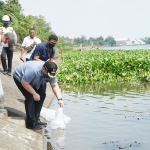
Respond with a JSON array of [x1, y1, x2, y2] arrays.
[[56, 49, 150, 84]]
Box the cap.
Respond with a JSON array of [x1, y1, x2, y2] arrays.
[[43, 61, 57, 78], [2, 15, 10, 21]]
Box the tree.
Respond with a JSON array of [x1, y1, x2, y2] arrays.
[[105, 36, 116, 46], [0, 0, 4, 10], [99, 40, 105, 46], [142, 37, 150, 44], [0, 0, 53, 43], [0, 1, 4, 25], [29, 15, 53, 42]]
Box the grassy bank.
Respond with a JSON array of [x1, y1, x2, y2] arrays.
[[57, 49, 150, 84]]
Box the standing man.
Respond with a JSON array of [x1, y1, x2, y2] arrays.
[[0, 32, 17, 70], [13, 61, 64, 130], [0, 15, 17, 76], [30, 34, 58, 62], [20, 28, 41, 62]]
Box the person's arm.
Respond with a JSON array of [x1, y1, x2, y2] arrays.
[[21, 68, 40, 101], [20, 47, 25, 60], [21, 79, 40, 101], [49, 48, 55, 62], [34, 55, 44, 61], [20, 37, 27, 60], [32, 44, 44, 61], [50, 82, 64, 107]]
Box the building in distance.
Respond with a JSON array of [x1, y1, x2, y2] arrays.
[[115, 38, 146, 46]]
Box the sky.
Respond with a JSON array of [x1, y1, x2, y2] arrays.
[[13, 0, 150, 39]]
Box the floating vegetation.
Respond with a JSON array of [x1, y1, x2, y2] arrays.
[[57, 49, 150, 84]]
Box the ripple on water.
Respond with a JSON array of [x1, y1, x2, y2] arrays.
[[47, 83, 150, 150]]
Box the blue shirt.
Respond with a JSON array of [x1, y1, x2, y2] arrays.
[[30, 42, 55, 61], [13, 61, 56, 90]]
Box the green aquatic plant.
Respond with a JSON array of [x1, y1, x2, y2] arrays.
[[57, 49, 150, 84]]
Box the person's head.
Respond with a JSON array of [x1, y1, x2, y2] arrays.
[[2, 15, 10, 27], [1, 32, 17, 46], [29, 28, 36, 39], [48, 34, 58, 48], [42, 61, 58, 78]]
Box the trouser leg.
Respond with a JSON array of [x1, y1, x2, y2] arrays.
[[13, 77, 37, 127], [26, 58, 30, 61], [7, 46, 13, 73], [1, 47, 7, 72], [24, 97, 37, 127], [35, 83, 46, 120]]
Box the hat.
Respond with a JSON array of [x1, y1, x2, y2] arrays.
[[2, 15, 10, 21], [43, 61, 57, 78]]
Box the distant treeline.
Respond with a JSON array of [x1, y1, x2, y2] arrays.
[[0, 0, 149, 49], [0, 0, 54, 43], [59, 35, 116, 47], [0, 0, 117, 48]]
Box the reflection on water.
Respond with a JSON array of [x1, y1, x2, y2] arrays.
[[43, 125, 65, 150], [46, 83, 150, 150]]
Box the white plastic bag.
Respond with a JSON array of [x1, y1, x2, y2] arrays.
[[50, 108, 65, 129], [51, 128, 65, 148], [41, 107, 71, 124], [40, 107, 56, 121], [0, 78, 4, 103]]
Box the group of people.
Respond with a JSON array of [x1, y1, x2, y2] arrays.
[[0, 15, 64, 130]]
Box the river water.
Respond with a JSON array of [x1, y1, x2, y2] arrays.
[[100, 44, 150, 50], [46, 83, 150, 150]]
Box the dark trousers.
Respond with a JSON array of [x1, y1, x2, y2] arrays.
[[1, 46, 13, 73], [26, 58, 30, 62], [13, 77, 46, 127]]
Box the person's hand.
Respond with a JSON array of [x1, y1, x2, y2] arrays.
[[33, 93, 40, 101], [46, 59, 50, 62], [46, 59, 55, 62], [58, 100, 64, 107], [33, 41, 37, 46], [20, 56, 24, 62]]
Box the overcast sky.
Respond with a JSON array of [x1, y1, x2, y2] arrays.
[[17, 0, 150, 39]]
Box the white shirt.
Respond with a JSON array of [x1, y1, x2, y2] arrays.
[[22, 36, 41, 59]]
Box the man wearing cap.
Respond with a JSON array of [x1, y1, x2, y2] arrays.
[[13, 61, 64, 130], [0, 15, 17, 76]]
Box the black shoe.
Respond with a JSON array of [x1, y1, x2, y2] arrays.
[[38, 120, 47, 126], [25, 119, 42, 130], [26, 124, 42, 130]]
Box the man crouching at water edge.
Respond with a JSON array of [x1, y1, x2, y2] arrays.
[[13, 61, 64, 130]]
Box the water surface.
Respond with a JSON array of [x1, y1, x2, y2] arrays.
[[48, 83, 150, 150]]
